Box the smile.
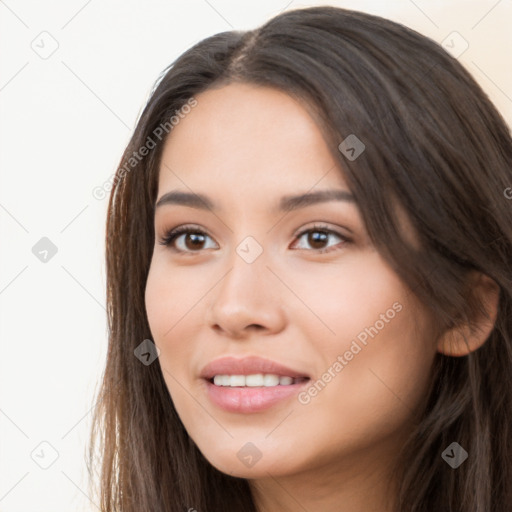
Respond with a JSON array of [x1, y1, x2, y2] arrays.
[[211, 374, 309, 387]]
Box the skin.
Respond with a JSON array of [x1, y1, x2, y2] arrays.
[[144, 82, 496, 512]]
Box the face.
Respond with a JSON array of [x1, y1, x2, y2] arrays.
[[145, 82, 439, 481]]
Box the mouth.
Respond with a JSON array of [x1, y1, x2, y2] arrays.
[[200, 355, 312, 413], [207, 374, 310, 387]]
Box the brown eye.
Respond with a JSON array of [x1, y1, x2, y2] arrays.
[[159, 226, 217, 253], [292, 224, 350, 254], [306, 231, 329, 250], [181, 232, 207, 251]]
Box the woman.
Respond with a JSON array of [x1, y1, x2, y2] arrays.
[[89, 5, 512, 511]]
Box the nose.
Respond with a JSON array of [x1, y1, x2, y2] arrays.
[[205, 245, 286, 339]]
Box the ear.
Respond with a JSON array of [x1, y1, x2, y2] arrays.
[[437, 272, 500, 357]]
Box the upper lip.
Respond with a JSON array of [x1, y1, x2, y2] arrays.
[[200, 356, 311, 380]]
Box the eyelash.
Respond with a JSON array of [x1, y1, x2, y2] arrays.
[[157, 223, 350, 255]]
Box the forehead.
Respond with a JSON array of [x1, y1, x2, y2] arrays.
[[157, 83, 349, 202]]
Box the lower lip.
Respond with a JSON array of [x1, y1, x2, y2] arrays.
[[203, 379, 310, 413]]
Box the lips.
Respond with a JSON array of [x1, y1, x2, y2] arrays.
[[200, 355, 312, 413], [200, 355, 311, 381]]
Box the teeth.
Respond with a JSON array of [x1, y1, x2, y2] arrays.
[[263, 374, 279, 386], [211, 373, 302, 387], [229, 375, 245, 387], [246, 374, 265, 386]]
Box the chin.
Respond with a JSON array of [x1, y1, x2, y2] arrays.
[[197, 442, 298, 479]]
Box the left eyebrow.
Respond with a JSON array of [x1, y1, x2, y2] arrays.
[[278, 189, 356, 212], [155, 189, 356, 213]]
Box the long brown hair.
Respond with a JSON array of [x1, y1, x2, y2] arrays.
[[89, 6, 512, 510]]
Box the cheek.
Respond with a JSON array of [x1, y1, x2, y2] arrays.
[[293, 253, 405, 345], [145, 261, 203, 421], [145, 258, 200, 338], [144, 259, 201, 378], [293, 299, 435, 470], [299, 255, 436, 423]]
